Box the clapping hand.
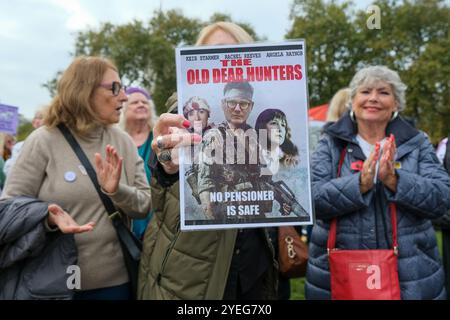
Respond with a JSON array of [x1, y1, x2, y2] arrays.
[[379, 134, 398, 192], [360, 142, 380, 193]]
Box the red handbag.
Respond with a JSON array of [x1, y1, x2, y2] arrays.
[[327, 148, 401, 300]]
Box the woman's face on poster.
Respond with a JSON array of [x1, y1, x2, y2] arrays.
[[266, 117, 286, 146], [187, 109, 209, 130]]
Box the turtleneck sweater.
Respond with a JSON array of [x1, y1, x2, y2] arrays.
[[2, 125, 151, 290]]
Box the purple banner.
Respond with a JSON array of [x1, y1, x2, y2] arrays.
[[0, 104, 19, 135]]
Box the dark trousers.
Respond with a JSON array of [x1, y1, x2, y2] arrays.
[[223, 272, 267, 300], [278, 275, 291, 300], [74, 282, 131, 300]]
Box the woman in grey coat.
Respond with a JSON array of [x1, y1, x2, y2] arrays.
[[305, 65, 450, 300]]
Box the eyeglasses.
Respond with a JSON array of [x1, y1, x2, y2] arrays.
[[224, 99, 252, 110], [99, 81, 126, 96]]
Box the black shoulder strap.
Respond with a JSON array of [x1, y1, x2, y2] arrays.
[[57, 124, 118, 217], [58, 124, 142, 264]]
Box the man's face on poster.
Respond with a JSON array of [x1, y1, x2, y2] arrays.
[[221, 88, 254, 128]]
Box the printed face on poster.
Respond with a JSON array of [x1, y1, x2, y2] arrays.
[[0, 104, 19, 135], [175, 40, 314, 231]]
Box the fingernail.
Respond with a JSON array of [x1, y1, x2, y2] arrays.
[[182, 120, 191, 128], [193, 134, 202, 143]]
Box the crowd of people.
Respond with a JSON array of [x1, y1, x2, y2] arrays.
[[1, 21, 450, 300]]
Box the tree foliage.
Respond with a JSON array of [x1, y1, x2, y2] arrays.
[[43, 2, 449, 142], [16, 114, 33, 142], [287, 0, 449, 142], [286, 0, 359, 105], [68, 12, 194, 115], [44, 10, 258, 115], [208, 13, 264, 41]]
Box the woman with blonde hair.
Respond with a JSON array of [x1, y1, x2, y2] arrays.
[[2, 56, 151, 299], [306, 65, 450, 299], [138, 22, 277, 300], [195, 21, 254, 45], [326, 88, 350, 122]]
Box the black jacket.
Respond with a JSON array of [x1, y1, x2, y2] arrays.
[[0, 196, 77, 299]]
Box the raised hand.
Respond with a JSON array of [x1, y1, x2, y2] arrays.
[[360, 142, 380, 194], [47, 204, 95, 234], [379, 134, 398, 192], [95, 144, 123, 194]]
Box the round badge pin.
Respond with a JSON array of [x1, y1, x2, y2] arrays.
[[64, 171, 77, 182]]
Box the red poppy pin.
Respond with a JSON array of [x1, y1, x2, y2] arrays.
[[351, 160, 364, 171]]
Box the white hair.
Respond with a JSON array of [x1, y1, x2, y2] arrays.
[[349, 65, 407, 111], [119, 95, 158, 132]]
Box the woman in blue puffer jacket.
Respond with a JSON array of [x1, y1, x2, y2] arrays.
[[306, 65, 450, 300]]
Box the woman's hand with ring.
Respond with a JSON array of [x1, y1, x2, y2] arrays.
[[95, 144, 123, 194], [152, 113, 202, 174], [157, 149, 173, 163]]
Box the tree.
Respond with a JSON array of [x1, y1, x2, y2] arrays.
[[42, 71, 61, 98], [147, 10, 203, 114], [44, 10, 259, 115], [208, 13, 263, 41], [287, 0, 450, 143], [354, 0, 450, 142], [286, 0, 361, 106], [403, 36, 450, 142], [44, 10, 201, 115], [16, 114, 33, 142]]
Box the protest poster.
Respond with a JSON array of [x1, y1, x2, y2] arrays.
[[175, 40, 314, 230], [0, 104, 19, 135]]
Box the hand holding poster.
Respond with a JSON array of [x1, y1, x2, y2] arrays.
[[176, 40, 313, 230]]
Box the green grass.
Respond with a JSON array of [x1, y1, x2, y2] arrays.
[[436, 230, 443, 257], [290, 277, 306, 300], [289, 230, 444, 300]]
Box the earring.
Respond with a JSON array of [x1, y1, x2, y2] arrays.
[[350, 110, 356, 122], [390, 111, 399, 121]]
